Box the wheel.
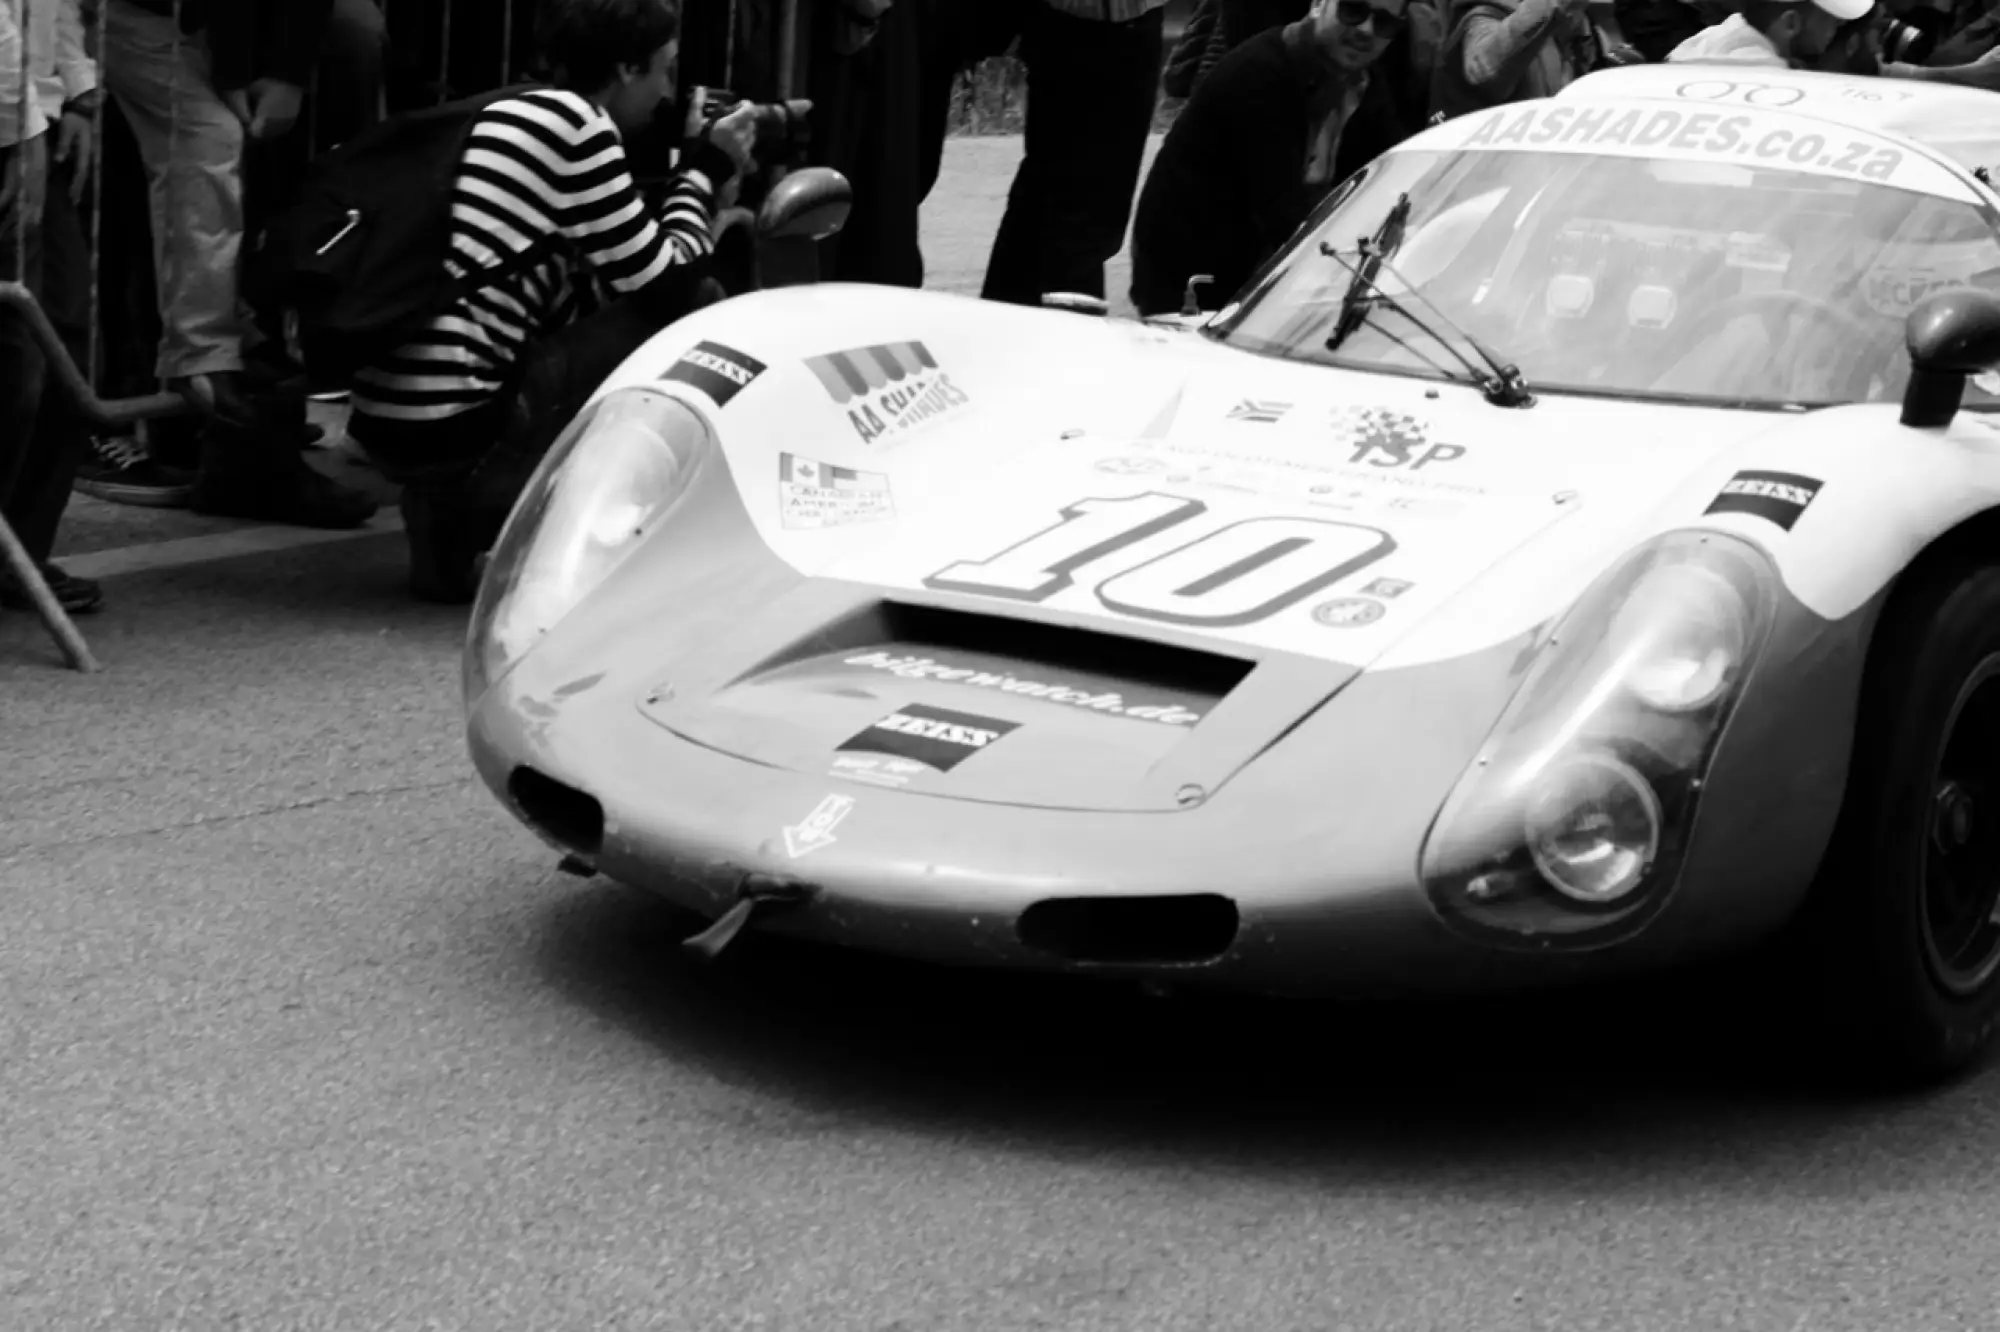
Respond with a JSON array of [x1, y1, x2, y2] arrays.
[[1799, 558, 2000, 1086]]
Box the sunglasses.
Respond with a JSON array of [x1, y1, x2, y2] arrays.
[[1333, 0, 1407, 31]]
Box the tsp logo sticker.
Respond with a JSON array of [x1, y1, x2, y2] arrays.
[[836, 703, 1021, 773], [1704, 469, 1822, 531], [1312, 597, 1387, 627], [1331, 406, 1466, 471], [661, 340, 767, 408]]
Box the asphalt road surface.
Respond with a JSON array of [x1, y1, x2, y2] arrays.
[[5, 136, 2000, 1332]]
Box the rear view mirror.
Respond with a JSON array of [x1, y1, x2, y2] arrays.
[[755, 167, 852, 242], [1902, 288, 2000, 427]]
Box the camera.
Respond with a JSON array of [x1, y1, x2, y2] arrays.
[[690, 87, 813, 171]]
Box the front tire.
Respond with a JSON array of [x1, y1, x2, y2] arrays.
[[1802, 559, 2000, 1086]]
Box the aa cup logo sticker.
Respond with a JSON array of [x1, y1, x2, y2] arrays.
[[779, 453, 895, 530], [805, 340, 970, 445]]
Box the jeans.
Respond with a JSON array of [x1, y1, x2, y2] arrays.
[[979, 1, 1167, 306], [0, 153, 92, 565], [100, 0, 247, 381]]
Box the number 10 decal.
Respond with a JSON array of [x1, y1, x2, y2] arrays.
[[924, 492, 1396, 629]]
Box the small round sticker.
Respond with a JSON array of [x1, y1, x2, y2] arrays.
[[1312, 597, 1386, 627]]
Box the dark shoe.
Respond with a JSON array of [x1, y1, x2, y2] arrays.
[[189, 432, 380, 530], [0, 562, 105, 615], [72, 434, 197, 508], [173, 371, 262, 431], [401, 489, 489, 604]]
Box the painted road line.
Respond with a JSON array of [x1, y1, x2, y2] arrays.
[[62, 514, 404, 582]]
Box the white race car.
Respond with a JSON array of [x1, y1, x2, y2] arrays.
[[464, 64, 2000, 1085]]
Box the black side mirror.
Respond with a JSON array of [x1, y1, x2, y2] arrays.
[[1902, 289, 2000, 427], [755, 167, 852, 242]]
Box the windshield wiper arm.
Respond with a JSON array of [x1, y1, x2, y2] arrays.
[[1369, 252, 1533, 408], [1317, 194, 1533, 409], [1325, 192, 1411, 354]]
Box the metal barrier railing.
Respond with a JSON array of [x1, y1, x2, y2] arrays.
[[3, 0, 801, 671]]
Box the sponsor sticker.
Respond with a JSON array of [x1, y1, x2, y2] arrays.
[[662, 340, 767, 408], [1360, 577, 1413, 599], [1095, 455, 1169, 476], [1417, 93, 1979, 200], [804, 340, 970, 446], [1312, 596, 1387, 627], [843, 650, 1205, 726], [836, 703, 1020, 774], [781, 793, 853, 859], [828, 753, 929, 789], [1227, 399, 1291, 424], [779, 452, 895, 530], [1331, 405, 1466, 471], [1704, 469, 1821, 531]]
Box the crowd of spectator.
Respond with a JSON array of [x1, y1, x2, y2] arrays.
[[5, 0, 2000, 616]]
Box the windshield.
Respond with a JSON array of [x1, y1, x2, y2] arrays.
[[1213, 102, 2000, 411]]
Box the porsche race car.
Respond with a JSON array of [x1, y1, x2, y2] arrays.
[[463, 64, 2000, 1084]]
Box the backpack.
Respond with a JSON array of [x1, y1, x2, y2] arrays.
[[251, 83, 553, 391]]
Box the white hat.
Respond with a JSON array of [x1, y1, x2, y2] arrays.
[[1800, 0, 1874, 22]]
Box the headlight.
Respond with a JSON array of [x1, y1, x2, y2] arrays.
[[1605, 561, 1746, 712], [462, 387, 714, 705], [1523, 752, 1661, 905], [1420, 530, 1776, 948]]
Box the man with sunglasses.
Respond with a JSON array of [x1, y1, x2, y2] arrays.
[[1129, 0, 1431, 318]]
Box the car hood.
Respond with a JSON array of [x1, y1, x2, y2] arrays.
[[585, 288, 1846, 813]]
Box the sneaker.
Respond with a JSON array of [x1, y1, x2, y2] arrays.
[[72, 434, 197, 508], [0, 562, 105, 615]]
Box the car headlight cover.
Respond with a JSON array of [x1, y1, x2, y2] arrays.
[[1421, 530, 1775, 946], [1523, 751, 1662, 905], [1606, 560, 1747, 713], [463, 387, 713, 704]]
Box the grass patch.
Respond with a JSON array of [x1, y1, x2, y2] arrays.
[[946, 56, 1186, 138]]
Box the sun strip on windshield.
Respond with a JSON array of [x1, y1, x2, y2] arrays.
[[1416, 98, 1977, 204]]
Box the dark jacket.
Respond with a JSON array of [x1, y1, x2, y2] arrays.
[[1430, 0, 1600, 121], [1129, 12, 1439, 317], [1610, 0, 1731, 62], [125, 0, 334, 91]]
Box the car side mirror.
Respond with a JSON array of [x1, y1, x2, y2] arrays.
[[1042, 292, 1110, 317], [1902, 288, 2000, 427], [755, 167, 852, 242]]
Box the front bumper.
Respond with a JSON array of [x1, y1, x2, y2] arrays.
[[464, 620, 1840, 999]]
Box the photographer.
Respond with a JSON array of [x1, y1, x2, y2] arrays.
[[344, 0, 761, 604]]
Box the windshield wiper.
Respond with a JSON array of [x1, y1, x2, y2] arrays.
[[1326, 192, 1411, 353], [1319, 194, 1533, 408]]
